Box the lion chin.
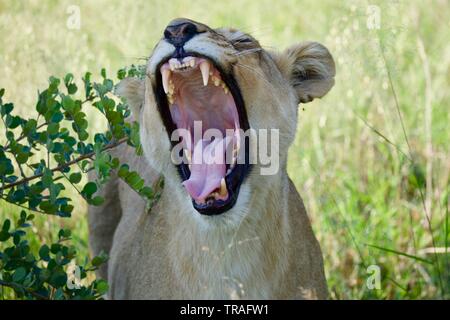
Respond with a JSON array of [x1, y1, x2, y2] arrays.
[[88, 18, 335, 299]]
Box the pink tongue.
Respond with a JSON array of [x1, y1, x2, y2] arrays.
[[182, 136, 231, 203]]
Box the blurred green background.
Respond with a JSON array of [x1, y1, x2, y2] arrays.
[[0, 0, 449, 299]]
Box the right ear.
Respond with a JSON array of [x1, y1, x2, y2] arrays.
[[273, 41, 335, 103], [115, 77, 145, 116]]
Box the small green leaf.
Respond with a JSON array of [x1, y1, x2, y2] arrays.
[[39, 201, 57, 214], [81, 182, 97, 198], [12, 189, 26, 202], [69, 172, 82, 184], [42, 168, 53, 188], [12, 267, 27, 282], [1, 102, 13, 116], [47, 122, 59, 135], [39, 244, 51, 261], [58, 229, 71, 239], [62, 95, 75, 113], [118, 164, 129, 178], [0, 230, 10, 241], [49, 270, 67, 287], [95, 279, 109, 295], [91, 251, 108, 267], [90, 196, 105, 206], [5, 114, 21, 128], [117, 68, 126, 80], [2, 219, 11, 232]]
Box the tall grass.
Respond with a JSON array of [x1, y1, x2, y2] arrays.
[[0, 0, 449, 299]]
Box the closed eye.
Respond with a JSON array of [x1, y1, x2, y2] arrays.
[[235, 38, 252, 43]]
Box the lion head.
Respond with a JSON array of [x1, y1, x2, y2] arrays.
[[118, 18, 335, 219]]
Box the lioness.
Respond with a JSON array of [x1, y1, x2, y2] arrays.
[[88, 18, 335, 299]]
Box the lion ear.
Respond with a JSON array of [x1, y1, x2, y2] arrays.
[[115, 77, 145, 115], [276, 41, 335, 103]]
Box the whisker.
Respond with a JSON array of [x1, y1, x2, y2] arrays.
[[235, 62, 273, 89], [233, 48, 264, 56]]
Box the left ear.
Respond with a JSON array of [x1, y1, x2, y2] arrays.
[[274, 41, 335, 103]]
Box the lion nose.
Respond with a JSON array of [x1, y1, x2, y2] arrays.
[[164, 21, 198, 47]]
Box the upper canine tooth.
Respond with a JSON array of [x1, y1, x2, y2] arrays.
[[162, 69, 171, 94], [199, 61, 210, 86], [190, 59, 195, 67]]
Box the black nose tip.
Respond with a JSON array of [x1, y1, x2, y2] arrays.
[[164, 21, 198, 47]]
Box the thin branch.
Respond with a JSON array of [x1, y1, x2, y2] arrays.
[[4, 122, 48, 150], [0, 280, 49, 300], [4, 95, 94, 150], [0, 117, 28, 180], [60, 171, 84, 198], [0, 137, 128, 192], [0, 195, 48, 214]]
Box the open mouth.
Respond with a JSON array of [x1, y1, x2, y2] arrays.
[[154, 54, 251, 215]]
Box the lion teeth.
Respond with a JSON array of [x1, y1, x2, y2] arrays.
[[168, 82, 175, 95], [169, 59, 178, 71], [222, 82, 229, 94], [199, 61, 210, 86], [219, 178, 227, 196], [162, 57, 231, 106], [210, 75, 229, 93], [162, 69, 171, 94]]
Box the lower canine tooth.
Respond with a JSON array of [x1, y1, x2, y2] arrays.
[[219, 178, 227, 196]]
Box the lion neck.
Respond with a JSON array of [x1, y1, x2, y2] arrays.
[[161, 169, 291, 298]]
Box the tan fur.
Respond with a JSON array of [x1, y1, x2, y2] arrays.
[[88, 18, 335, 299]]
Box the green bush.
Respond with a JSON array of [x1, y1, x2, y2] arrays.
[[0, 66, 161, 299]]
